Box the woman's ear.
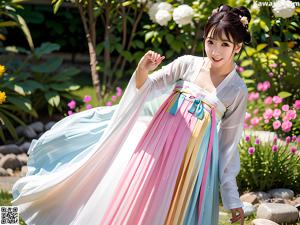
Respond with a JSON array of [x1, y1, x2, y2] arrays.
[[235, 42, 243, 54]]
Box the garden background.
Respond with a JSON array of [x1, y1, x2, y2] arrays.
[[0, 0, 299, 224]]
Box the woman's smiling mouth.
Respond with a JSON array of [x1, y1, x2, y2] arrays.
[[212, 57, 223, 62]]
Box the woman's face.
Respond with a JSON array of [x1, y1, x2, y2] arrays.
[[204, 27, 242, 69]]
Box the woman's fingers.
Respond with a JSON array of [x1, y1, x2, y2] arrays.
[[230, 208, 244, 224]]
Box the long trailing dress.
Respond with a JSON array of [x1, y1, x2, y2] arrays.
[[11, 55, 248, 225]]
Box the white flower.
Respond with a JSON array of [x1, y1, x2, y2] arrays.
[[250, 2, 260, 14], [148, 2, 172, 23], [155, 9, 172, 26], [173, 4, 194, 26], [272, 0, 295, 18]]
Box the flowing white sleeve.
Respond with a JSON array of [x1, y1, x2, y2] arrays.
[[218, 85, 248, 210], [135, 55, 190, 96]]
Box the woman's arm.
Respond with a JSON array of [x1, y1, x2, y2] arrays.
[[218, 84, 248, 211], [134, 52, 191, 91]]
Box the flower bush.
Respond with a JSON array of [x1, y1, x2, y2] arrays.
[[237, 133, 300, 192], [244, 83, 299, 137], [66, 86, 123, 116]]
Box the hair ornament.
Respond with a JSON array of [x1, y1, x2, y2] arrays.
[[239, 15, 248, 27]]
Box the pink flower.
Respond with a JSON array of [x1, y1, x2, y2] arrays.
[[86, 104, 92, 109], [263, 109, 273, 120], [272, 145, 278, 152], [243, 123, 248, 129], [257, 82, 264, 91], [257, 81, 271, 91], [68, 110, 73, 116], [248, 147, 255, 155], [244, 112, 251, 121], [253, 108, 259, 115], [282, 115, 289, 122], [294, 100, 300, 109], [272, 96, 282, 104], [250, 117, 260, 126], [83, 95, 92, 103], [286, 136, 291, 143], [292, 135, 297, 142], [264, 96, 273, 105], [263, 81, 271, 89], [273, 136, 278, 144], [290, 146, 297, 154], [106, 101, 113, 106], [268, 72, 274, 77], [255, 138, 260, 145], [67, 100, 76, 109], [245, 135, 251, 142], [116, 86, 122, 92], [236, 66, 244, 72], [264, 119, 269, 124], [273, 109, 281, 119], [286, 109, 296, 120], [282, 104, 289, 112], [248, 92, 260, 101], [116, 91, 122, 97], [269, 63, 278, 68], [111, 95, 117, 102], [272, 120, 281, 130], [281, 120, 292, 132], [297, 137, 300, 143]]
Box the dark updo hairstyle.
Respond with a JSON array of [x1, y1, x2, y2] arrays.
[[203, 4, 252, 60]]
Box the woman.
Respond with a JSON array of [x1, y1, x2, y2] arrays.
[[12, 4, 251, 225]]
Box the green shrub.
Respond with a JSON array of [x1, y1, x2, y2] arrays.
[[237, 133, 300, 193]]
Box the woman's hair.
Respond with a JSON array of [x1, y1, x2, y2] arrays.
[[203, 4, 252, 57]]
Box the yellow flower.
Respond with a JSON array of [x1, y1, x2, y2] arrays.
[[0, 91, 7, 104], [0, 65, 6, 77]]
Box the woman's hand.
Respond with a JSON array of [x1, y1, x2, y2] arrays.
[[230, 207, 244, 224], [137, 50, 165, 73]]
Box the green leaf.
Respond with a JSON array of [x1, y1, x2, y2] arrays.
[[0, 21, 18, 27], [6, 95, 38, 117], [256, 44, 268, 52], [121, 50, 133, 62], [9, 14, 34, 50], [240, 59, 252, 67], [96, 42, 105, 55], [0, 112, 18, 140], [8, 80, 45, 95], [122, 1, 133, 6], [259, 20, 269, 32], [245, 47, 256, 56], [145, 31, 156, 42], [31, 57, 63, 73], [1, 108, 26, 126], [49, 83, 80, 91], [51, 67, 80, 81], [278, 91, 292, 99], [53, 0, 64, 14], [34, 42, 60, 58], [134, 40, 144, 49], [45, 91, 60, 107], [241, 70, 254, 78]]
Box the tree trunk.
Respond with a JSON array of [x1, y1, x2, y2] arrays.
[[76, 0, 102, 102]]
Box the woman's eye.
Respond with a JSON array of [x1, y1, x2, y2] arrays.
[[207, 40, 213, 44], [222, 43, 229, 47]]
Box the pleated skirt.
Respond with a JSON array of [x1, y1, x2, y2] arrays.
[[100, 87, 220, 225]]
